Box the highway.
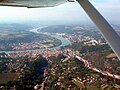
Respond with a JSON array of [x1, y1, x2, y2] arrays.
[[75, 56, 120, 80]]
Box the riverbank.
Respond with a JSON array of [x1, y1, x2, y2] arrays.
[[0, 26, 71, 53], [30, 26, 71, 47]]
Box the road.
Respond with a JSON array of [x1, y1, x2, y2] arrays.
[[75, 55, 120, 80], [40, 82, 44, 90], [62, 56, 70, 62]]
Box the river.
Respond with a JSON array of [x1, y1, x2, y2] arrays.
[[30, 26, 71, 48], [0, 26, 71, 53]]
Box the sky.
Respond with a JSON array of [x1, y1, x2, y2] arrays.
[[0, 0, 120, 24]]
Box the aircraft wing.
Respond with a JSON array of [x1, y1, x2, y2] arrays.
[[0, 0, 120, 60], [0, 0, 67, 8]]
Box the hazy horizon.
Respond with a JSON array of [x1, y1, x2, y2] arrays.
[[0, 0, 120, 24]]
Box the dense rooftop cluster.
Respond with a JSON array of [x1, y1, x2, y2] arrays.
[[44, 55, 120, 90], [0, 24, 120, 89]]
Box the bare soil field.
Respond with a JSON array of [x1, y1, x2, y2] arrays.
[[0, 73, 19, 83]]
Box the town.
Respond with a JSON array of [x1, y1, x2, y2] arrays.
[[0, 24, 120, 90]]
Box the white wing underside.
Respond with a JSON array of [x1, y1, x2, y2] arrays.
[[0, 0, 67, 8]]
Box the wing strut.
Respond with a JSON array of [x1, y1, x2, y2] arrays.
[[77, 0, 120, 60]]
